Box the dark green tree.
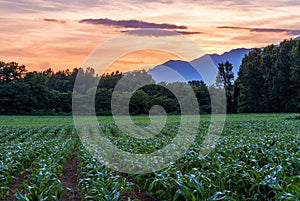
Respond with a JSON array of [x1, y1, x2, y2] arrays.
[[189, 80, 211, 113], [260, 44, 278, 112], [216, 61, 235, 113], [236, 49, 263, 112], [98, 70, 122, 89], [288, 39, 300, 111], [0, 62, 26, 83], [271, 39, 295, 112], [95, 88, 113, 115], [129, 90, 151, 115], [235, 38, 299, 113]]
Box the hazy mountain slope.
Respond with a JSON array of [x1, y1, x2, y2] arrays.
[[148, 48, 251, 83]]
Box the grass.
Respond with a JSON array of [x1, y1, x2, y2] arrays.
[[0, 113, 297, 127]]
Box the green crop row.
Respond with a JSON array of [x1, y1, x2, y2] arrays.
[[0, 127, 60, 197], [14, 126, 76, 201], [77, 143, 131, 201], [132, 119, 300, 200], [0, 115, 299, 201]]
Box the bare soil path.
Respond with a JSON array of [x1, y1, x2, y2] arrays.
[[59, 149, 83, 201]]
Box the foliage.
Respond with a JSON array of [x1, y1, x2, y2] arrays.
[[1, 37, 300, 114], [235, 39, 300, 112], [0, 61, 26, 83], [215, 61, 235, 113], [0, 126, 75, 199], [0, 114, 299, 200], [132, 115, 300, 201], [78, 144, 131, 201]]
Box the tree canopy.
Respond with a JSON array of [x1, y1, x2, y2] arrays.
[[0, 37, 299, 115], [235, 39, 300, 113]]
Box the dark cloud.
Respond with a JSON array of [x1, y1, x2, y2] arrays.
[[176, 31, 203, 35], [122, 29, 203, 37], [43, 18, 67, 24], [79, 18, 187, 29], [217, 26, 300, 35], [121, 29, 203, 37], [121, 29, 178, 37], [217, 26, 249, 30], [251, 28, 300, 35]]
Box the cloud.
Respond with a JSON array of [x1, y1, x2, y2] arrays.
[[121, 29, 178, 37], [176, 31, 203, 35], [79, 18, 187, 29], [43, 18, 67, 24], [0, 0, 71, 13], [217, 26, 249, 30], [121, 29, 202, 37], [217, 26, 300, 35]]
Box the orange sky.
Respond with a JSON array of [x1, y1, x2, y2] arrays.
[[1, 0, 300, 73]]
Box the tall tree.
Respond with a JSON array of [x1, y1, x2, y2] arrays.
[[236, 48, 263, 112], [216, 61, 235, 113], [260, 44, 278, 112], [289, 39, 300, 111], [235, 38, 299, 113], [272, 39, 295, 112]]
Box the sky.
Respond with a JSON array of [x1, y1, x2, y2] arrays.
[[1, 0, 300, 73]]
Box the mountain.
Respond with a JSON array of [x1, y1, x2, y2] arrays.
[[147, 60, 201, 83], [207, 48, 252, 76], [148, 48, 251, 84]]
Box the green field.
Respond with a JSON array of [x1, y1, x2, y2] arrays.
[[0, 114, 299, 200]]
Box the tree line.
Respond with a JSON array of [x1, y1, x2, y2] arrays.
[[0, 64, 211, 115], [203, 38, 300, 113], [0, 37, 299, 115], [234, 38, 300, 112]]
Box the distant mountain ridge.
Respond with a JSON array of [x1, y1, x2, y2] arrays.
[[148, 48, 252, 83]]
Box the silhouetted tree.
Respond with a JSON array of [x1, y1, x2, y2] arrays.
[[0, 62, 26, 83], [216, 61, 235, 113]]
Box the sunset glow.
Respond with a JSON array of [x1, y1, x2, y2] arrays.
[[1, 0, 300, 72]]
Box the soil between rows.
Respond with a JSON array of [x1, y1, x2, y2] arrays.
[[59, 150, 83, 201], [118, 172, 158, 201], [1, 149, 157, 201], [1, 169, 31, 201]]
